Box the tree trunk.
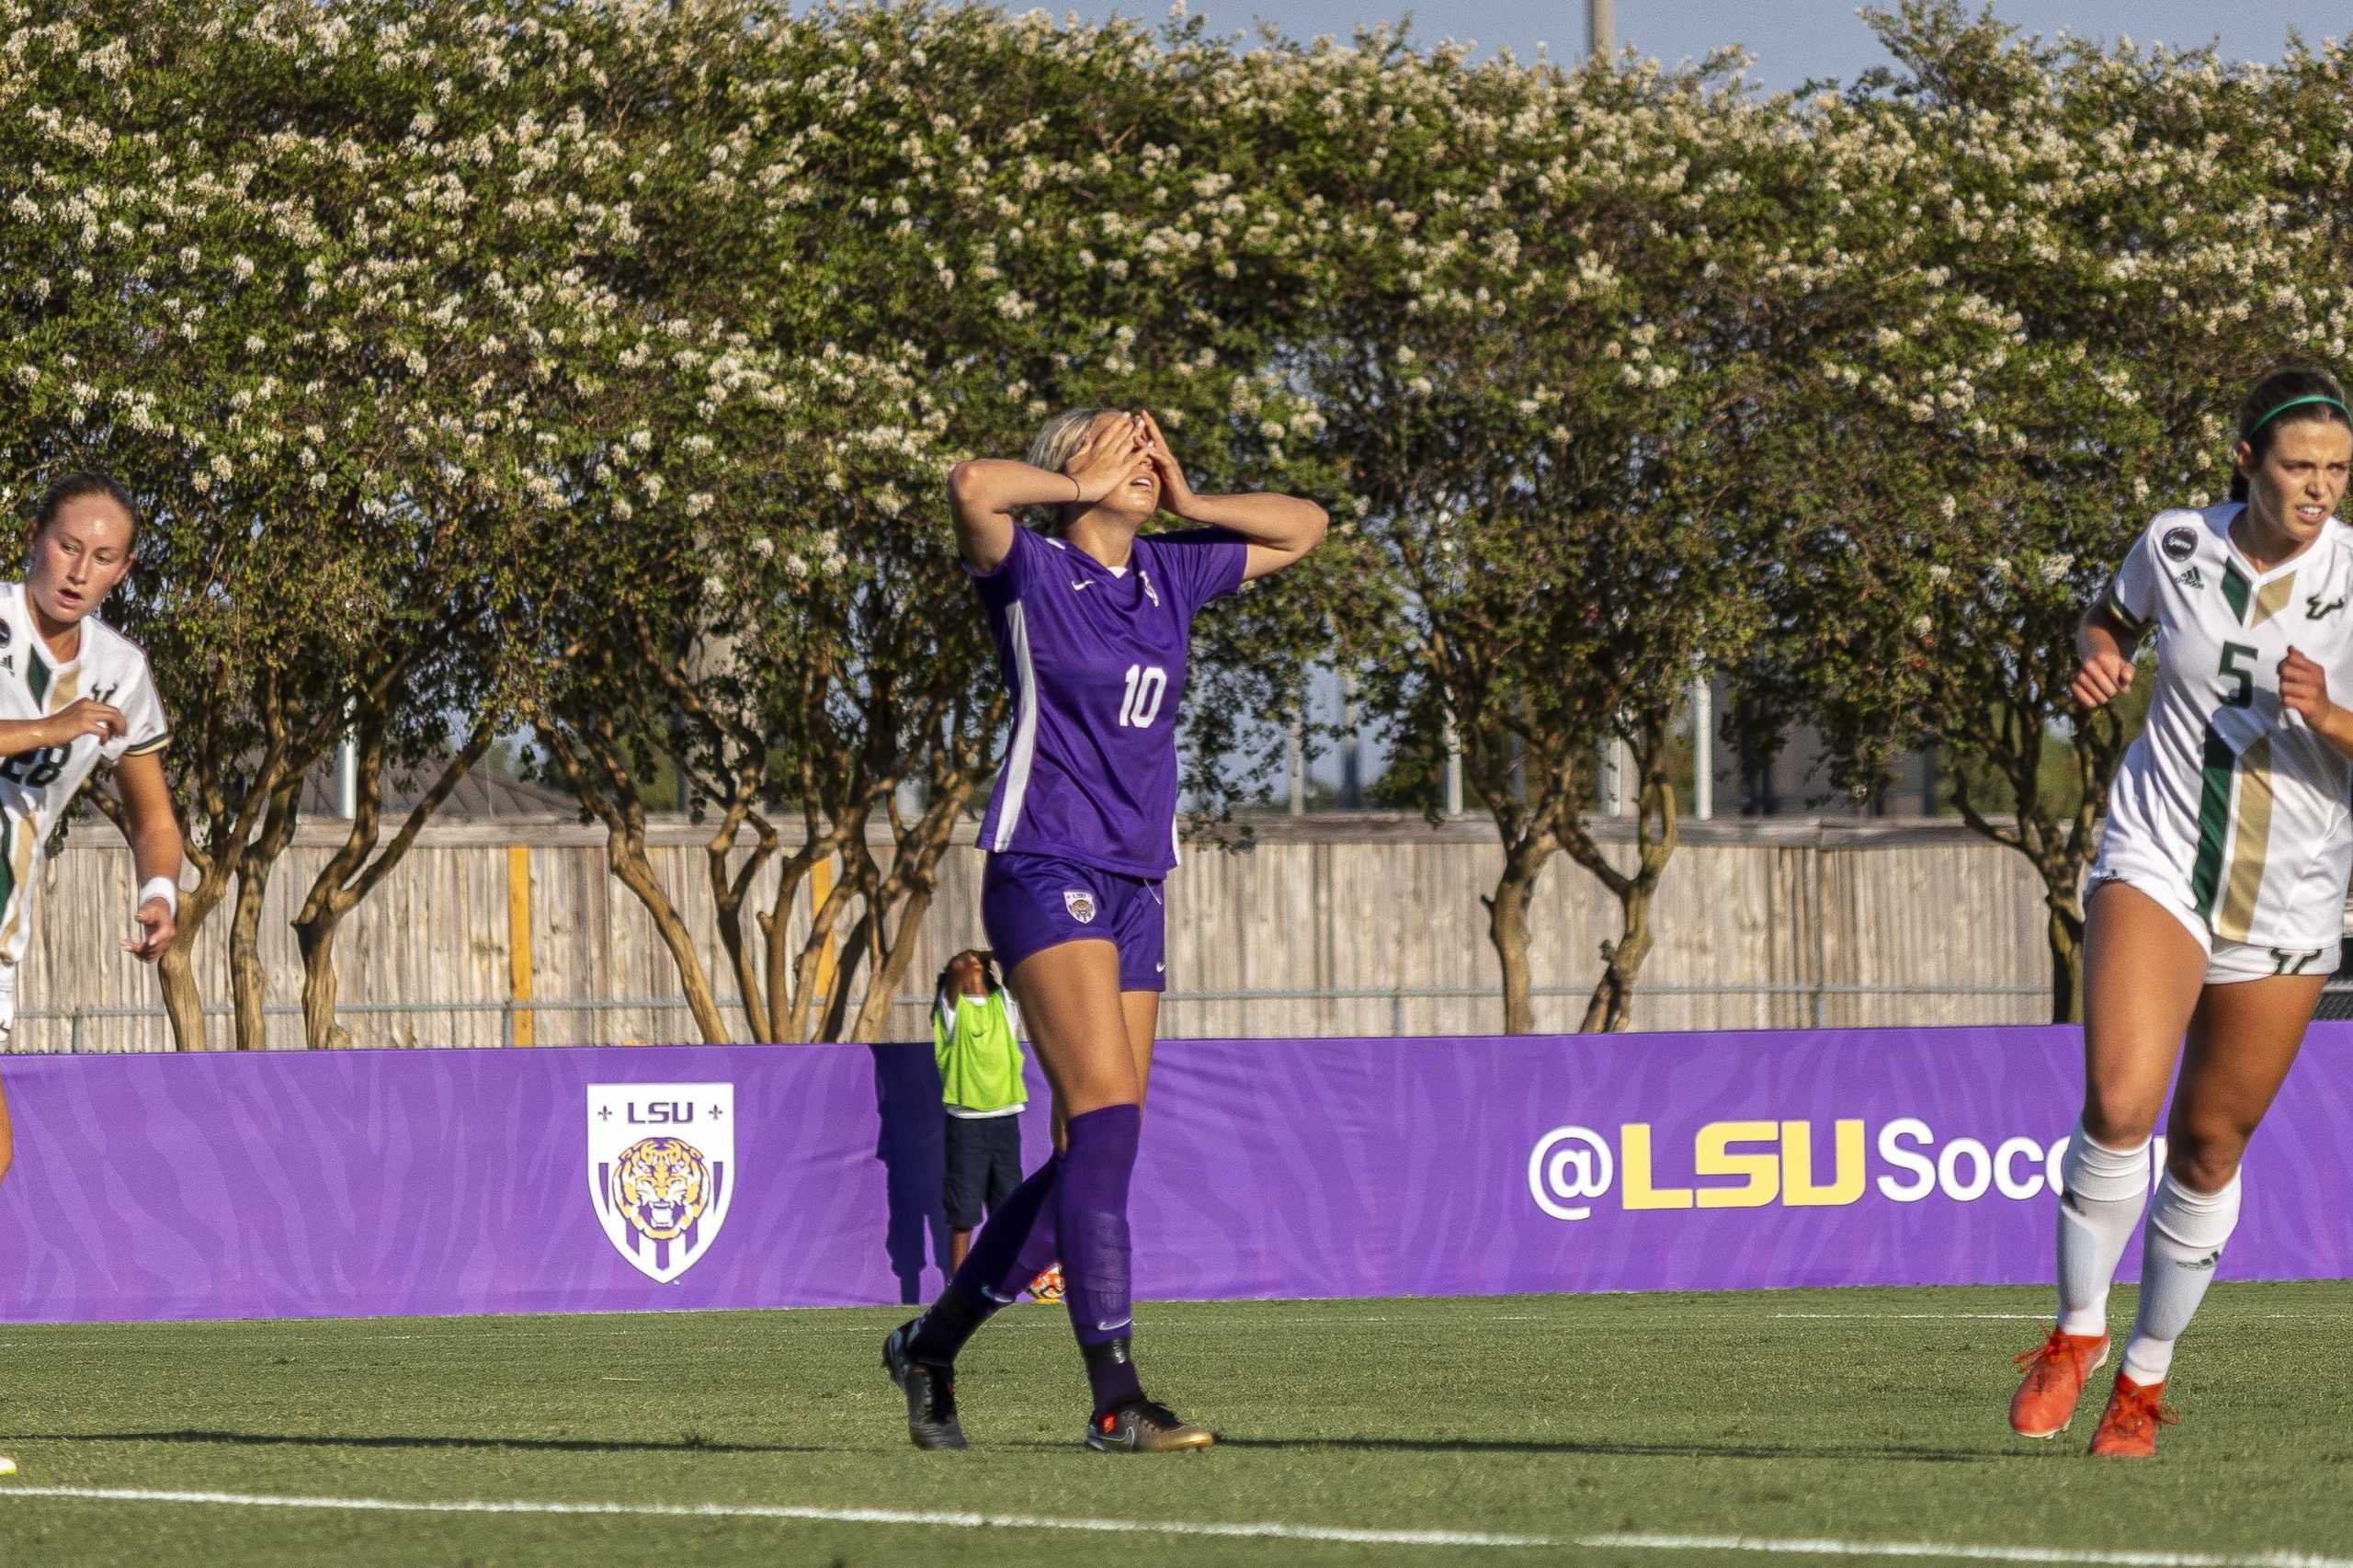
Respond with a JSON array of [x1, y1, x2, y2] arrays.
[[849, 885, 934, 1043], [1580, 883, 1657, 1033], [705, 805, 777, 1042], [291, 719, 493, 1050], [155, 939, 207, 1051], [2046, 895, 2086, 1025], [294, 917, 350, 1050], [1484, 854, 1542, 1034], [1575, 747, 1679, 1033], [608, 828, 730, 1044], [228, 864, 272, 1051], [540, 713, 731, 1043]]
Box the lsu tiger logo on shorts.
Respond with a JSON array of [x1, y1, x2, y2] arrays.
[[587, 1083, 736, 1284], [1064, 889, 1097, 924]]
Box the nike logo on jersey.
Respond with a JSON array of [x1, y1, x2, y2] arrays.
[[2308, 593, 2346, 619], [1140, 570, 1160, 608], [1070, 579, 1094, 592]]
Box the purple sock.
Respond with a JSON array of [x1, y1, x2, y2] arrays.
[[905, 1155, 1060, 1365], [1059, 1104, 1145, 1412]]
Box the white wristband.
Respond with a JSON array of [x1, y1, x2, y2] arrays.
[[138, 876, 178, 915]]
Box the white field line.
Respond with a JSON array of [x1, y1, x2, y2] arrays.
[[1590, 1536, 2353, 1568], [1769, 1314, 2332, 1323], [1, 1484, 2350, 1566], [1772, 1313, 2052, 1321], [0, 1485, 1551, 1550]]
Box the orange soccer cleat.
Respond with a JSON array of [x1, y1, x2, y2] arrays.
[[2010, 1327, 2109, 1438], [2088, 1372, 2177, 1459], [1029, 1264, 1064, 1302]]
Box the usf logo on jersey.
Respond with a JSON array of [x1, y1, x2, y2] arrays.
[[2307, 593, 2347, 620]]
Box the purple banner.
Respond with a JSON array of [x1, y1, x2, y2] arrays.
[[0, 1026, 2347, 1322]]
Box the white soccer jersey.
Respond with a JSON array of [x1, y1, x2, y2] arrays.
[[0, 582, 168, 970], [2094, 505, 2353, 957]]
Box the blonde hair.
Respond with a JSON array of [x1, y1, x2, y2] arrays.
[[1023, 407, 1118, 529], [1028, 406, 1117, 473]]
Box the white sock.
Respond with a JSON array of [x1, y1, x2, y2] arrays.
[[2054, 1122, 2154, 1336], [2120, 1168, 2242, 1384]]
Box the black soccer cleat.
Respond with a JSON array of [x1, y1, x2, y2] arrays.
[[882, 1320, 967, 1450], [1084, 1397, 1215, 1453]]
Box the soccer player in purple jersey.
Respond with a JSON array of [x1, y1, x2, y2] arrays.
[[883, 407, 1325, 1453]]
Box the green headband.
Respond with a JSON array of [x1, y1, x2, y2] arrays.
[[2250, 392, 2352, 435]]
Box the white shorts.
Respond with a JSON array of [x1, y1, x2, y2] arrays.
[[2091, 868, 2340, 984]]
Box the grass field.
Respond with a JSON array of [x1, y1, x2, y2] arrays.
[[1, 1282, 2348, 1566]]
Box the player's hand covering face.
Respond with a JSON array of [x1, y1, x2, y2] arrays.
[[1065, 412, 1158, 518], [1137, 410, 1199, 521]]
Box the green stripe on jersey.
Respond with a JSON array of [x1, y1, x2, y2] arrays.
[[2222, 562, 2252, 625], [2101, 578, 2151, 636], [2190, 724, 2236, 919], [0, 814, 17, 935]]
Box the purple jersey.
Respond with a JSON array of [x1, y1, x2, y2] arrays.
[[972, 524, 1248, 876]]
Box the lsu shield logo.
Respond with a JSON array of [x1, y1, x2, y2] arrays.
[[1064, 889, 1097, 924], [587, 1083, 735, 1284]]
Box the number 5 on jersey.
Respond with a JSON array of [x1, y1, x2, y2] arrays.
[[2219, 642, 2257, 707], [1118, 664, 1167, 729]]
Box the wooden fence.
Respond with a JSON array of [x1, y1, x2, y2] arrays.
[[8, 813, 2055, 1051]]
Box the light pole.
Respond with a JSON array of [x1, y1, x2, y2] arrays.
[[1587, 0, 1614, 60]]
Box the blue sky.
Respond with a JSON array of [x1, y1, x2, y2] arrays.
[[1069, 1, 2335, 90]]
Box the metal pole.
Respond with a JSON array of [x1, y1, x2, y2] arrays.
[[1340, 670, 1362, 810], [1444, 712, 1463, 819], [1691, 674, 1713, 822], [336, 733, 358, 819], [1286, 712, 1306, 816], [1601, 736, 1629, 817], [1587, 0, 1614, 59]]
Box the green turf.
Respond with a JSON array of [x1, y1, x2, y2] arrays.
[[0, 1282, 2348, 1566]]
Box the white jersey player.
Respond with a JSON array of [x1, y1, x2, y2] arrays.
[[0, 472, 182, 1045], [2012, 369, 2353, 1459], [0, 471, 181, 1482], [2090, 500, 2353, 973]]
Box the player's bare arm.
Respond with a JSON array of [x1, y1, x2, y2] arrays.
[[1135, 408, 1326, 581], [2071, 602, 2140, 710], [949, 416, 1153, 573], [0, 699, 128, 756], [114, 748, 182, 962]]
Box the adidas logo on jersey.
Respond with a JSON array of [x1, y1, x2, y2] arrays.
[[2175, 566, 2205, 590]]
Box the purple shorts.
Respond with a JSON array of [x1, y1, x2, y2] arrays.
[[981, 853, 1166, 993]]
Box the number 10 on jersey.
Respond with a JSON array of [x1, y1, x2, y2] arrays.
[[1118, 664, 1167, 729]]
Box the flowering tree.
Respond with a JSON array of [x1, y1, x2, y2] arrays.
[[0, 0, 772, 1047], [1745, 2, 2327, 1019], [1288, 38, 1810, 1031], [534, 5, 1342, 1042]]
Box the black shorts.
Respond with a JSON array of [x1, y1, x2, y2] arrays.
[[943, 1113, 1024, 1231]]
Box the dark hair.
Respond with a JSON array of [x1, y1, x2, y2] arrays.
[[2233, 368, 2352, 502], [31, 471, 141, 544], [933, 949, 999, 1003]]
